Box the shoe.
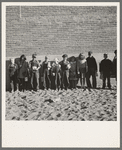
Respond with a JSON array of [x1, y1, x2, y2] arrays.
[[83, 87, 86, 91], [88, 88, 91, 92]]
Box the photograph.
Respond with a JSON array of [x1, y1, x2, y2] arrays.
[[5, 4, 118, 121], [2, 2, 120, 148]]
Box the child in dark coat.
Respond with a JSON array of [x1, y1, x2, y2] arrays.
[[69, 56, 77, 89], [8, 58, 18, 92]]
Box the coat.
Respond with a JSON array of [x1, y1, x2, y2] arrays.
[[69, 61, 77, 80], [60, 60, 71, 87], [41, 61, 51, 89], [100, 59, 113, 74], [51, 63, 61, 89], [17, 60, 29, 79], [86, 56, 97, 72]]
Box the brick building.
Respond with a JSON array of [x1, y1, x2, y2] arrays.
[[6, 6, 117, 57]]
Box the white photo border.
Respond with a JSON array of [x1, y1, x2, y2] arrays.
[[2, 2, 120, 148]]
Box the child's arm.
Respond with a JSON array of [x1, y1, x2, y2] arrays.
[[85, 61, 88, 73], [77, 60, 80, 74]]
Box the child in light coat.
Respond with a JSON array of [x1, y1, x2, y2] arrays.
[[77, 53, 88, 89]]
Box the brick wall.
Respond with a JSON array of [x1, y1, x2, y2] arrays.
[[6, 6, 117, 57]]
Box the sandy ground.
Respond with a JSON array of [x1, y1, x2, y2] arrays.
[[6, 53, 117, 121], [6, 85, 117, 121]]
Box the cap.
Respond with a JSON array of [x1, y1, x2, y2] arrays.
[[114, 50, 117, 54], [62, 54, 68, 58], [79, 53, 85, 60], [32, 53, 37, 58]]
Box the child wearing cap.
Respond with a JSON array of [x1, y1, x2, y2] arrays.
[[29, 53, 40, 91], [41, 56, 51, 90], [86, 51, 97, 89], [60, 54, 71, 90], [51, 58, 61, 90], [77, 53, 88, 90]]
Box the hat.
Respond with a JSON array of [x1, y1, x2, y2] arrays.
[[45, 56, 48, 59], [62, 54, 68, 58], [114, 50, 117, 54], [79, 53, 85, 60], [20, 54, 26, 60], [32, 53, 37, 58]]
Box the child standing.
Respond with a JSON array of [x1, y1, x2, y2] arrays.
[[77, 53, 88, 90], [8, 58, 18, 92], [51, 58, 61, 90], [42, 56, 51, 90], [69, 56, 77, 89], [60, 54, 71, 90]]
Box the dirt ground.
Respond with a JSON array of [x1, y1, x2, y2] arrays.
[[6, 53, 117, 121]]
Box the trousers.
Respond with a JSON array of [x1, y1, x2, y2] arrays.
[[103, 72, 111, 88], [86, 68, 97, 88], [31, 71, 39, 90]]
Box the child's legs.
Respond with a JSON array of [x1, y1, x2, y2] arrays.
[[19, 78, 22, 91], [21, 78, 25, 92], [24, 81, 26, 90], [31, 73, 34, 89], [82, 73, 86, 87], [74, 80, 77, 89], [72, 80, 75, 89], [70, 80, 73, 89], [80, 73, 83, 87], [10, 80, 14, 92]]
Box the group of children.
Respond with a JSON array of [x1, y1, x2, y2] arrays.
[[8, 50, 117, 92]]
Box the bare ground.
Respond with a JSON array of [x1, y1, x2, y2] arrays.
[[6, 84, 117, 121]]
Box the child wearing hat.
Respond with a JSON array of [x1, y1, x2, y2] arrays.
[[18, 54, 29, 92], [77, 53, 88, 90], [60, 54, 71, 90]]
